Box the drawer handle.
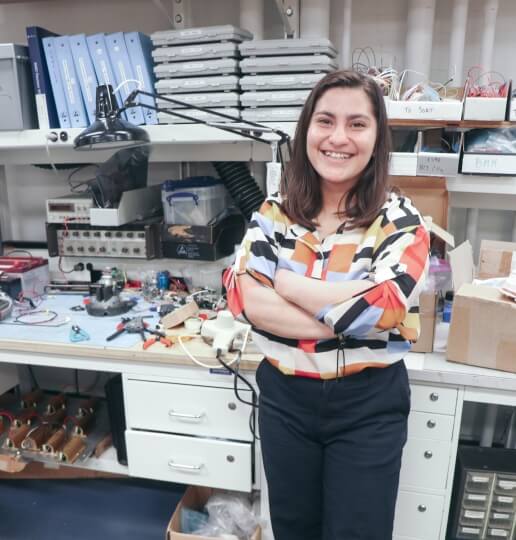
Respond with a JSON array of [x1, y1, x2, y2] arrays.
[[427, 419, 436, 429], [418, 504, 427, 513], [429, 392, 439, 402], [168, 410, 205, 420], [424, 450, 433, 459], [168, 460, 204, 472]]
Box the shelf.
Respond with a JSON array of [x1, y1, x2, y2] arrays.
[[389, 119, 516, 130], [0, 123, 297, 164]]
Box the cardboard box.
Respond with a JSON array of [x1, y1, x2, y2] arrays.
[[447, 239, 516, 374], [166, 486, 261, 540], [463, 95, 509, 121], [411, 292, 437, 353], [446, 283, 516, 373], [461, 153, 516, 175]]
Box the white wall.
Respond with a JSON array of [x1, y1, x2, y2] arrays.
[[1, 0, 515, 254]]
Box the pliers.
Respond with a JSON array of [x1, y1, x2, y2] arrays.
[[143, 330, 173, 350], [106, 317, 149, 342]]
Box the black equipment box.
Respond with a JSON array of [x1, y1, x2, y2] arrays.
[[0, 274, 22, 299], [161, 213, 246, 261], [46, 219, 162, 260]]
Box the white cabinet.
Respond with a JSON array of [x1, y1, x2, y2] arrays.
[[394, 383, 459, 540], [123, 374, 256, 492]]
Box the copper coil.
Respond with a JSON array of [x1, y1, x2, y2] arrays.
[[13, 408, 37, 428], [73, 412, 93, 436], [21, 424, 55, 451], [43, 427, 66, 454], [60, 436, 86, 464], [20, 389, 43, 409], [77, 397, 99, 417], [6, 424, 31, 448], [46, 394, 66, 414], [43, 408, 66, 425]]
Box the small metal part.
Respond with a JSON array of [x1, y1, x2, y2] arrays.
[[43, 408, 66, 425], [60, 436, 87, 464], [77, 398, 99, 417], [43, 427, 66, 454], [6, 424, 31, 449], [46, 393, 66, 414], [13, 408, 37, 428], [21, 424, 55, 451], [20, 389, 43, 409], [73, 413, 93, 436]]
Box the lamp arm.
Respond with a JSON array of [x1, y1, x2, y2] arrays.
[[123, 89, 291, 148]]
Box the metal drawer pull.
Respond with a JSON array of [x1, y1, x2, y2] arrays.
[[168, 460, 204, 471], [418, 504, 427, 512], [429, 392, 439, 402], [424, 450, 433, 459], [427, 419, 436, 429], [168, 410, 205, 420]]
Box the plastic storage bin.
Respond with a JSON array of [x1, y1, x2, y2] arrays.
[[161, 176, 229, 226]]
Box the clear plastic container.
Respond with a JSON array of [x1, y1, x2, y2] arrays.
[[162, 176, 229, 226]]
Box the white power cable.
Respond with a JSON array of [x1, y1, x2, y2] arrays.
[[45, 133, 60, 177], [177, 324, 252, 370]]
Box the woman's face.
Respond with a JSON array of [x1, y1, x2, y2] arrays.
[[306, 86, 378, 193]]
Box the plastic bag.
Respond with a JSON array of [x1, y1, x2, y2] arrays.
[[192, 492, 260, 539]]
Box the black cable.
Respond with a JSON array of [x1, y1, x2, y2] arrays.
[[5, 249, 33, 258], [74, 370, 80, 395], [27, 366, 39, 389], [216, 349, 259, 440], [14, 310, 58, 325]]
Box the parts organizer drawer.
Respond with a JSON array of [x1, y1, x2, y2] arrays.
[[407, 411, 455, 441], [125, 379, 254, 441], [410, 384, 458, 415], [400, 438, 451, 490], [126, 430, 252, 492], [394, 491, 445, 540]]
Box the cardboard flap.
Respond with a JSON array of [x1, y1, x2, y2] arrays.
[[449, 241, 475, 292], [424, 217, 455, 247]]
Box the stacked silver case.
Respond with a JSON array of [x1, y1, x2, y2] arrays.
[[239, 38, 338, 123], [150, 25, 253, 123]]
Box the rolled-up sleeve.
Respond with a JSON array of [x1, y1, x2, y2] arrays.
[[224, 199, 285, 319], [323, 201, 430, 341]]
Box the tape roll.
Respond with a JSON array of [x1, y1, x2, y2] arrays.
[[184, 317, 202, 334]]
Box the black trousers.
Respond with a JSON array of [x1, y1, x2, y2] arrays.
[[257, 359, 410, 540]]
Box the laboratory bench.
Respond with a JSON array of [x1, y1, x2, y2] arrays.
[[0, 321, 515, 540]]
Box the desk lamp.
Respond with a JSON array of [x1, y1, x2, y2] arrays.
[[74, 85, 291, 163]]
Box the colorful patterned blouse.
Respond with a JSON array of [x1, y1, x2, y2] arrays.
[[225, 192, 430, 379]]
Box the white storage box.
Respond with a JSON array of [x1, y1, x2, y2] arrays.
[[463, 96, 509, 121], [162, 177, 229, 226], [388, 82, 465, 121], [461, 153, 516, 175], [389, 152, 418, 176]]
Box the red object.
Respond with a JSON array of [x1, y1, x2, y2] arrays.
[[0, 256, 47, 272]]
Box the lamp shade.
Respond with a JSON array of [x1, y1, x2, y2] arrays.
[[74, 85, 150, 151]]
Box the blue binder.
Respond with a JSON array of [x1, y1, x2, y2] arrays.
[[69, 34, 98, 125], [124, 32, 157, 125], [42, 36, 71, 128], [86, 33, 125, 119], [54, 36, 88, 128], [26, 26, 60, 129], [105, 32, 145, 125]]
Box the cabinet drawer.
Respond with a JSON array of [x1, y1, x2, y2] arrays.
[[400, 438, 451, 490], [125, 379, 254, 441], [408, 411, 454, 441], [126, 430, 252, 492], [394, 491, 444, 540], [411, 384, 457, 415]]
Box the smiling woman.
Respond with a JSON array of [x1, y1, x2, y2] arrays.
[[224, 70, 430, 540]]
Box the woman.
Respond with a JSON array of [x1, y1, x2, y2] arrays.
[[225, 70, 429, 540]]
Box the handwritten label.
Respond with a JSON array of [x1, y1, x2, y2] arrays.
[[417, 154, 458, 176], [474, 156, 500, 170]]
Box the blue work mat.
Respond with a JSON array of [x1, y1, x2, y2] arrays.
[[0, 295, 160, 349], [0, 478, 185, 540]]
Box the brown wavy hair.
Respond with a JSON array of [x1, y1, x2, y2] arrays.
[[280, 70, 391, 230]]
